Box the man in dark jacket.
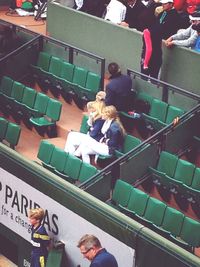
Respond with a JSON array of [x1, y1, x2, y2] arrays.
[[105, 62, 134, 112]]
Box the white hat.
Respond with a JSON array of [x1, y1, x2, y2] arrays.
[[160, 0, 173, 3], [189, 13, 200, 21]]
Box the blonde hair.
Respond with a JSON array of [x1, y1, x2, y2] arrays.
[[96, 91, 106, 102], [103, 105, 126, 135], [87, 100, 105, 122], [29, 208, 45, 221]]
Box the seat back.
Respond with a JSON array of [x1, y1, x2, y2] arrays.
[[63, 154, 82, 181], [0, 117, 8, 140], [37, 140, 55, 165], [37, 51, 51, 71], [46, 99, 62, 122], [165, 105, 185, 124], [180, 216, 200, 247], [137, 92, 153, 108], [60, 62, 75, 82], [191, 167, 200, 190], [174, 159, 195, 186], [72, 66, 88, 87], [5, 122, 21, 148], [161, 206, 184, 236], [112, 179, 132, 207], [49, 56, 63, 76], [123, 135, 141, 153], [127, 188, 149, 216], [0, 76, 13, 96], [85, 72, 101, 93], [34, 92, 49, 114], [50, 147, 68, 172], [144, 197, 167, 226], [79, 115, 89, 134], [11, 81, 25, 102], [22, 87, 37, 108], [78, 162, 98, 183], [150, 99, 168, 122], [157, 151, 178, 177]]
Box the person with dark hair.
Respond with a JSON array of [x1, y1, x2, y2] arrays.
[[77, 234, 118, 267], [105, 62, 134, 111]]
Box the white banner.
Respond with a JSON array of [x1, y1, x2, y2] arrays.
[[0, 167, 135, 267]]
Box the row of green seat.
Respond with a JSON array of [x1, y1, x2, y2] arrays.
[[31, 51, 101, 104], [109, 179, 200, 251], [0, 76, 62, 136], [80, 114, 142, 159], [0, 116, 21, 149], [149, 151, 200, 206], [37, 140, 99, 184]]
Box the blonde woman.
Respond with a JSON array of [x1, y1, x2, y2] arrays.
[[77, 105, 125, 164], [64, 100, 105, 155]]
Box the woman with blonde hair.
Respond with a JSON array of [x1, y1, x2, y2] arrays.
[[64, 100, 105, 155], [76, 105, 125, 164]]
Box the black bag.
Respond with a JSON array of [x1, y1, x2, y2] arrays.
[[134, 99, 150, 114]]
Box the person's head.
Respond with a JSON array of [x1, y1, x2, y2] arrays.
[[159, 0, 173, 11], [108, 62, 121, 78], [29, 208, 45, 227], [102, 105, 126, 135], [87, 101, 105, 121], [77, 234, 102, 261], [96, 91, 106, 102], [189, 12, 200, 26]]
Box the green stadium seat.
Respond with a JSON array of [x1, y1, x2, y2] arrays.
[[31, 51, 51, 74], [18, 87, 37, 117], [0, 76, 14, 111], [154, 206, 185, 238], [37, 140, 55, 167], [29, 98, 62, 136], [10, 81, 25, 115], [68, 66, 88, 98], [78, 162, 99, 184], [78, 71, 101, 101], [139, 197, 167, 227], [115, 135, 141, 158], [60, 62, 75, 82], [110, 179, 132, 208], [165, 105, 185, 125], [4, 122, 21, 149], [47, 146, 68, 173], [149, 151, 178, 187], [62, 153, 82, 183], [119, 187, 149, 217], [79, 114, 89, 134], [183, 167, 200, 205], [0, 117, 8, 141], [27, 92, 49, 118]]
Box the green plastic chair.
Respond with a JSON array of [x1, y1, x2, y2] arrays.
[[119, 187, 149, 217], [149, 151, 178, 187], [0, 117, 8, 141], [11, 81, 25, 112], [60, 62, 75, 82], [115, 135, 141, 158], [49, 147, 68, 173], [0, 76, 14, 98], [28, 92, 49, 118], [49, 56, 63, 77], [37, 140, 55, 166], [78, 162, 99, 184], [69, 66, 88, 97], [111, 179, 132, 208], [4, 122, 21, 149], [137, 91, 153, 107], [157, 206, 185, 237], [19, 86, 37, 116], [62, 154, 82, 183], [29, 98, 62, 127], [79, 114, 89, 134], [183, 167, 200, 205], [79, 71, 101, 101], [141, 197, 167, 227], [165, 105, 185, 125], [33, 51, 51, 72]]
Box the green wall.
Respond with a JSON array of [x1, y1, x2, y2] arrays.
[[47, 2, 200, 95]]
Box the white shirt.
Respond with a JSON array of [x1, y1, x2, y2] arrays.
[[104, 0, 127, 24], [75, 0, 83, 10]]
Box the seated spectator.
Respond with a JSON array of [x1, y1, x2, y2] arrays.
[[64, 100, 105, 155], [192, 23, 200, 51], [104, 0, 127, 24], [123, 0, 147, 30], [165, 12, 200, 47], [74, 105, 125, 164], [105, 62, 135, 111]]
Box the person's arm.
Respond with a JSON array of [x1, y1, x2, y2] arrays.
[[89, 119, 104, 139], [105, 84, 115, 106], [172, 31, 198, 47]]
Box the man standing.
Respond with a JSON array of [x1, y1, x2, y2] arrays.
[[77, 234, 118, 267], [105, 62, 134, 112]]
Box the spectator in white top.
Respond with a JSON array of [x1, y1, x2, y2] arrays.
[[165, 12, 200, 48], [104, 0, 127, 24]]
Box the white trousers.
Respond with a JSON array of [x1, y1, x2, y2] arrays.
[[64, 131, 88, 154]]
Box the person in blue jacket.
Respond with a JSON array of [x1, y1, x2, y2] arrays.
[[29, 208, 50, 267], [77, 234, 118, 267]]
